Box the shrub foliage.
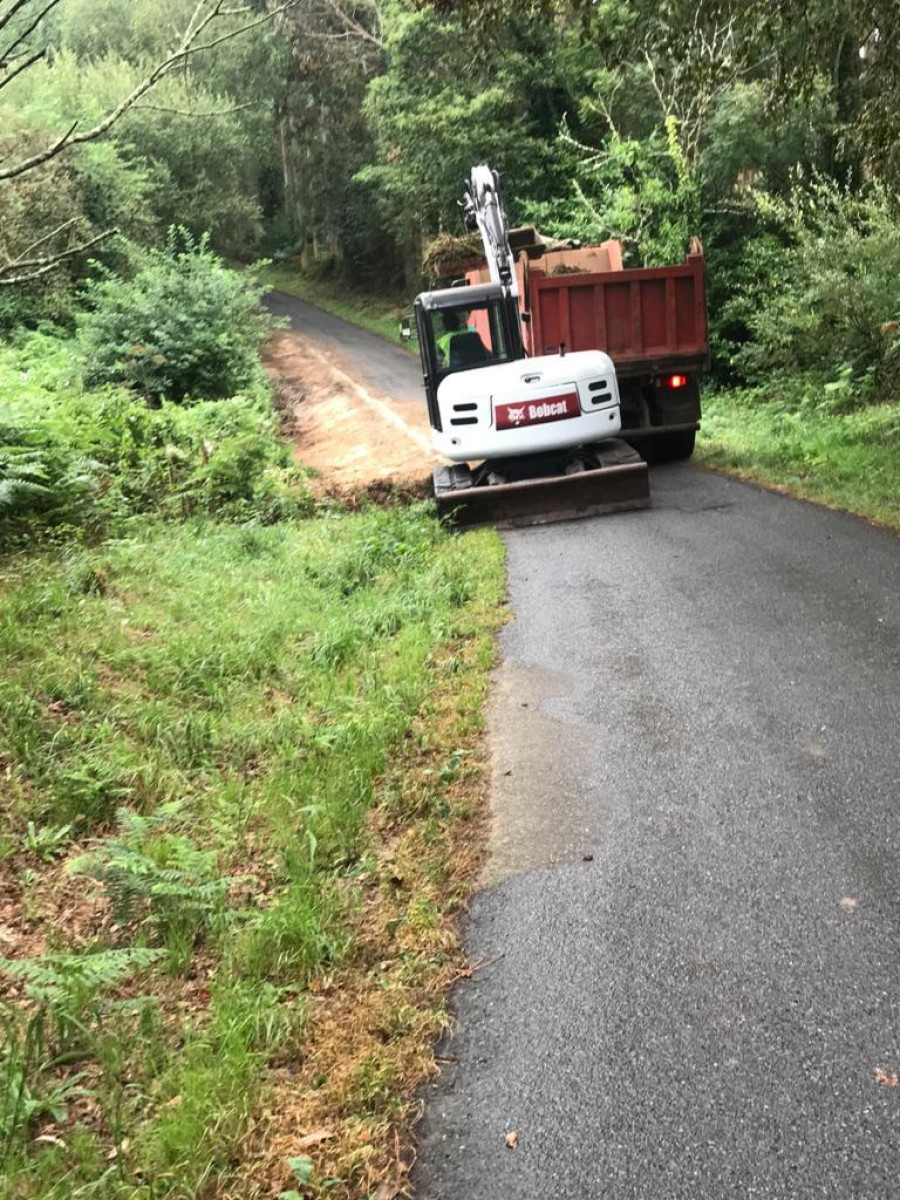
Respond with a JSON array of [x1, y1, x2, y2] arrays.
[[79, 230, 273, 403], [733, 175, 900, 399], [0, 332, 311, 549]]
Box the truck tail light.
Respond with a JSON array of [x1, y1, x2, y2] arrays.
[[666, 374, 688, 389]]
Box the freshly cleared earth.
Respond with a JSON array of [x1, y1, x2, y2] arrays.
[[265, 291, 438, 489]]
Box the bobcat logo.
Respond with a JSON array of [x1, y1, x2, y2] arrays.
[[506, 406, 526, 425]]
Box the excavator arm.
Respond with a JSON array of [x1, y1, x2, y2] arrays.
[[462, 165, 520, 300]]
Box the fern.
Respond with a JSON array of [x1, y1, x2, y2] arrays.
[[69, 806, 240, 971], [0, 444, 51, 511], [0, 949, 162, 1052], [0, 424, 101, 538], [0, 951, 158, 1159], [0, 949, 162, 1009]]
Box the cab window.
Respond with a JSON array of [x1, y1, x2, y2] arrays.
[[432, 301, 511, 375]]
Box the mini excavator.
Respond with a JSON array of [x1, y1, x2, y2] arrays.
[[409, 165, 650, 526]]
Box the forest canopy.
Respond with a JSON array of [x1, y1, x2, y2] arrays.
[[1, 0, 899, 391]]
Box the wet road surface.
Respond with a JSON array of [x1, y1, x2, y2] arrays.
[[414, 466, 900, 1199]]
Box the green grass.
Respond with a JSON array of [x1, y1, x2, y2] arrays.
[[0, 505, 504, 1198], [697, 387, 900, 530], [0, 331, 312, 551], [261, 265, 413, 350]]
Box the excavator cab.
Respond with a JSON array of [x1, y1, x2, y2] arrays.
[[415, 282, 523, 432]]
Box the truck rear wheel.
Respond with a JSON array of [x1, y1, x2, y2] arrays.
[[642, 430, 696, 463]]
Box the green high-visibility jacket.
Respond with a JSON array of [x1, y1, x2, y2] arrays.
[[436, 330, 463, 367]]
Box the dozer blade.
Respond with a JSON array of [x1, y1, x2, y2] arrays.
[[434, 439, 650, 529]]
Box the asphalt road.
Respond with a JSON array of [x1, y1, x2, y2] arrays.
[[274, 297, 900, 1198], [265, 290, 423, 402], [415, 467, 900, 1199]]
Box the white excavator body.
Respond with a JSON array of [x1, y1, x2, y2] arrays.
[[433, 348, 621, 462]]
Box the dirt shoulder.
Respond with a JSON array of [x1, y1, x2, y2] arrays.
[[266, 329, 441, 493]]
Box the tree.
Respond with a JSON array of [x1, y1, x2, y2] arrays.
[[0, 0, 303, 285], [742, 1, 900, 184], [275, 1, 385, 271], [359, 1, 578, 286]]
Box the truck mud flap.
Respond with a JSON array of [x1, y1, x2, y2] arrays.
[[433, 439, 649, 529]]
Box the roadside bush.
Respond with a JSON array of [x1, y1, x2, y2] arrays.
[[732, 174, 900, 400], [1, 949, 162, 1052], [0, 332, 313, 549], [80, 229, 273, 403]]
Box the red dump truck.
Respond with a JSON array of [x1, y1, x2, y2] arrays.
[[460, 233, 709, 461]]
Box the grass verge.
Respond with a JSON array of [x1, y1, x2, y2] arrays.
[[0, 505, 505, 1198], [261, 267, 412, 352], [696, 388, 900, 531], [0, 332, 312, 552]]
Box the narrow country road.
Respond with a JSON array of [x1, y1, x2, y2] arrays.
[[265, 291, 423, 403], [275, 298, 900, 1198], [264, 291, 437, 486], [414, 470, 900, 1200]]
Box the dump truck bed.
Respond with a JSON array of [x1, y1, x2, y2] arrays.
[[526, 250, 708, 376], [465, 240, 708, 375]]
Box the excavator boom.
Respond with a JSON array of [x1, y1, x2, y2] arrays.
[[462, 166, 519, 296]]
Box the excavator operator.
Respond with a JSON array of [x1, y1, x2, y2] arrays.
[[435, 310, 467, 368], [436, 310, 490, 370]]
